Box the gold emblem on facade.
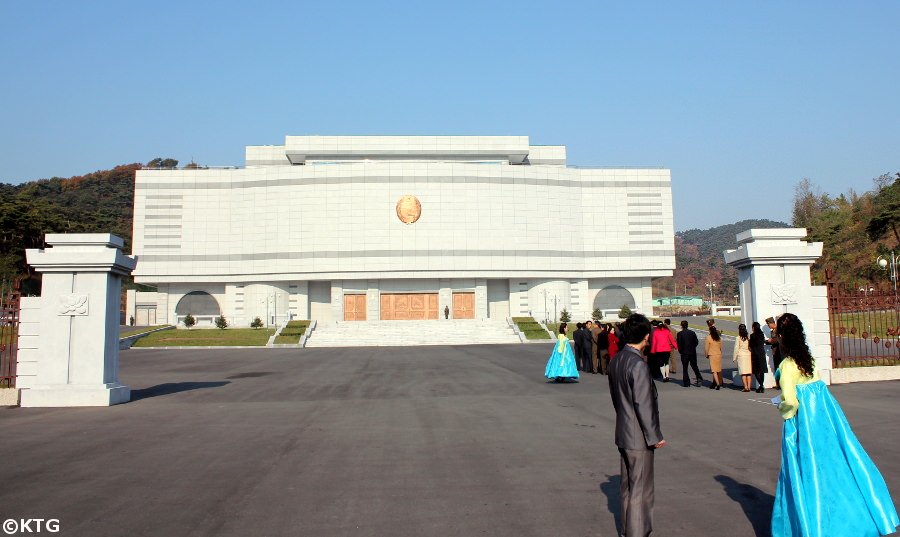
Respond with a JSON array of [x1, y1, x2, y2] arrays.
[[396, 195, 422, 224]]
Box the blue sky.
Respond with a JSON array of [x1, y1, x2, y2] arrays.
[[1, 1, 897, 231]]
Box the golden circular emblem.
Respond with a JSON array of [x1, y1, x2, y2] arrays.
[[396, 195, 421, 224]]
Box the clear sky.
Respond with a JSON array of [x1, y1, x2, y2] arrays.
[[1, 1, 897, 231]]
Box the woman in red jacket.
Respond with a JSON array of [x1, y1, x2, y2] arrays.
[[607, 323, 620, 359], [650, 321, 678, 381]]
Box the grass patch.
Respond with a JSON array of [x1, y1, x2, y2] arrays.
[[512, 317, 551, 340], [134, 328, 276, 347], [120, 325, 169, 338], [273, 320, 311, 344], [832, 311, 900, 339]]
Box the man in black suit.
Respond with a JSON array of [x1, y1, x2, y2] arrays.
[[573, 322, 585, 371], [581, 320, 595, 372], [608, 313, 665, 537], [676, 320, 703, 387]]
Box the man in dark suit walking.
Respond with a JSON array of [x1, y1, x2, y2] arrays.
[[676, 320, 703, 387], [608, 313, 665, 537]]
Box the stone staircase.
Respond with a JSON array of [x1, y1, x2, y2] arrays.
[[305, 319, 522, 347]]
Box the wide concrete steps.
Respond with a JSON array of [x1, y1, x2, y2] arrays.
[[305, 319, 522, 347]]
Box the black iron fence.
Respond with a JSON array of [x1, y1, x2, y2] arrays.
[[826, 269, 900, 368], [0, 279, 21, 387]]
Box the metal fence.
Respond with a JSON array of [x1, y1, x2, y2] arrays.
[[0, 279, 21, 387], [826, 269, 900, 368]]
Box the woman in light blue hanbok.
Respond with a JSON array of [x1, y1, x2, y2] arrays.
[[545, 322, 579, 382], [772, 313, 899, 537]]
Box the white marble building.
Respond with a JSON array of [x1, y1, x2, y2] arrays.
[[127, 135, 675, 326]]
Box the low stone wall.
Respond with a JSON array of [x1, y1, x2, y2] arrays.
[[0, 388, 19, 406], [829, 366, 900, 384]]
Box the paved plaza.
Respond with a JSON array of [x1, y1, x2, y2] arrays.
[[2, 344, 898, 536]]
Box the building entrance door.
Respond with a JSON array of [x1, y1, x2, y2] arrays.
[[343, 294, 367, 321], [135, 306, 157, 326], [452, 292, 475, 319], [380, 293, 438, 320]]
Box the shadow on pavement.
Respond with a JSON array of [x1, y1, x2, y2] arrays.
[[130, 381, 230, 401], [714, 475, 774, 537], [599, 474, 621, 534]]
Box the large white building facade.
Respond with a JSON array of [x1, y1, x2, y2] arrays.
[[128, 135, 675, 326]]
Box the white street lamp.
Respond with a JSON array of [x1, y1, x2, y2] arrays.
[[705, 281, 716, 307], [877, 251, 897, 292]]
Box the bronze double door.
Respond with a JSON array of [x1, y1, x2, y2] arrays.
[[380, 293, 439, 320], [345, 292, 475, 320], [343, 294, 367, 321], [452, 292, 475, 319]]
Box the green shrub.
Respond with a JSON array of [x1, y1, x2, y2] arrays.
[[250, 317, 263, 329], [215, 315, 228, 329], [618, 304, 632, 319], [183, 314, 196, 328], [559, 309, 571, 323], [592, 308, 603, 321]]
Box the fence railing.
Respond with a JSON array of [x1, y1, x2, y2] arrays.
[[0, 280, 21, 387], [826, 269, 900, 368]]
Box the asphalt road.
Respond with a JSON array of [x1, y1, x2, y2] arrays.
[[1, 344, 898, 537]]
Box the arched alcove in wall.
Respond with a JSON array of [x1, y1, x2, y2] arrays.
[[174, 291, 222, 316], [593, 285, 636, 311]]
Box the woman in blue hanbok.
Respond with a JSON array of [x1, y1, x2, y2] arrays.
[[772, 313, 899, 537], [545, 322, 579, 382]]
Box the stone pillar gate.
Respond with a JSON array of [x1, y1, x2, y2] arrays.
[[18, 234, 136, 407], [724, 228, 832, 386]]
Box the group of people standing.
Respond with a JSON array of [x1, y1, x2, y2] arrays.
[[544, 320, 620, 381], [546, 312, 899, 537], [572, 320, 619, 375]]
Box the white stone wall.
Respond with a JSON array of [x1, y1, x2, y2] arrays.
[[133, 164, 674, 283], [132, 136, 675, 324]]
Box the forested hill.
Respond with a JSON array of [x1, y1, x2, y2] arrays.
[[654, 219, 789, 300], [0, 164, 140, 283]]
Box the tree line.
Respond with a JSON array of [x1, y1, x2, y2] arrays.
[[0, 159, 178, 294]]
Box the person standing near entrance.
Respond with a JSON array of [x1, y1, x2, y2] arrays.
[[608, 313, 665, 537], [766, 316, 782, 388], [444, 305, 450, 319], [749, 321, 767, 393]]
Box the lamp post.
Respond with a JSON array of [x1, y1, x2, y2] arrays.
[[543, 289, 548, 324], [269, 293, 278, 326], [877, 251, 897, 292], [705, 281, 716, 308]]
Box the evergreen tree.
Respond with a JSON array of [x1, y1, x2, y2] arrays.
[[618, 304, 632, 319], [215, 315, 228, 329]]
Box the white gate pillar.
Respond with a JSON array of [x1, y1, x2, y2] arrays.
[[19, 234, 137, 407], [725, 228, 832, 386]]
